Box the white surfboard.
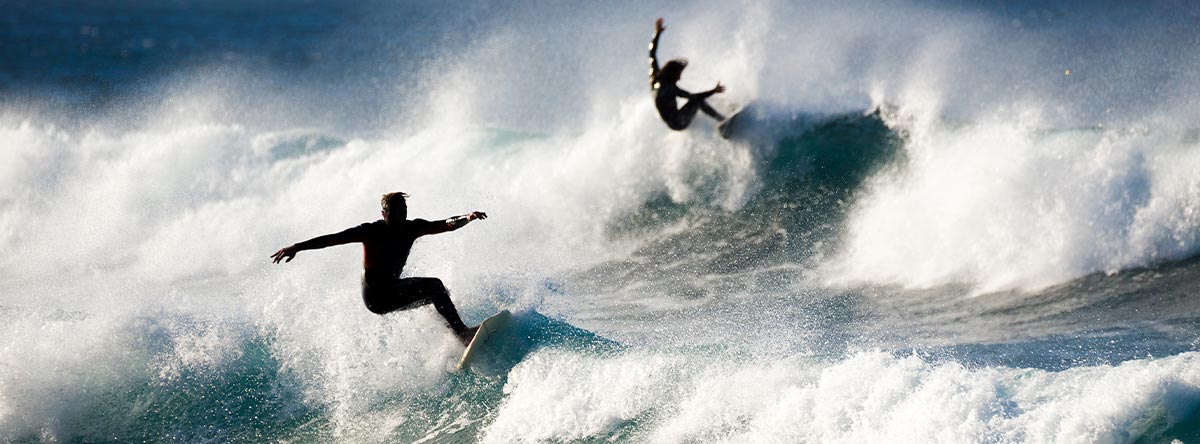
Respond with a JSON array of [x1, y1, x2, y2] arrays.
[[457, 310, 513, 370]]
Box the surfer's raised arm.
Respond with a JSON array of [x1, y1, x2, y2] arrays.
[[649, 17, 665, 89]]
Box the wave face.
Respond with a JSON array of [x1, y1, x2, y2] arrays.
[[3, 0, 1200, 442]]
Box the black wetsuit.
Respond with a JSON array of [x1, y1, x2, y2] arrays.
[[295, 218, 468, 332], [649, 28, 724, 130]]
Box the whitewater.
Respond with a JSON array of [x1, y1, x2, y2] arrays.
[[2, 0, 1199, 442]]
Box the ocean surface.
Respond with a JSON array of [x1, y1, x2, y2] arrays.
[[3, 1, 1200, 442]]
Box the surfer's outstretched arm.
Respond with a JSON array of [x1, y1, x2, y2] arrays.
[[698, 82, 725, 98], [676, 82, 724, 100], [270, 227, 367, 263], [649, 18, 665, 89], [418, 211, 488, 236]]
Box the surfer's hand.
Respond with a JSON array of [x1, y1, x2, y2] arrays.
[[655, 18, 665, 33], [271, 245, 298, 263], [713, 82, 725, 94], [468, 211, 488, 221]]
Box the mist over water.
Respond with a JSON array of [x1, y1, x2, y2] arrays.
[[3, 0, 1200, 442]]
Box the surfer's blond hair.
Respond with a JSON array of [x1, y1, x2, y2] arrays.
[[381, 191, 409, 211]]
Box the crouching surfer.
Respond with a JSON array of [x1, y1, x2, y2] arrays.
[[649, 17, 726, 131], [270, 192, 486, 344]]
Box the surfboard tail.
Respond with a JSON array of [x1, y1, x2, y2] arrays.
[[457, 310, 513, 370]]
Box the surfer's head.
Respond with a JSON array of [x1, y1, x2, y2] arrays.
[[660, 58, 687, 83], [381, 191, 409, 224]]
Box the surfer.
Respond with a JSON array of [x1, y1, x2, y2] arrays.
[[270, 192, 486, 344], [649, 17, 726, 130]]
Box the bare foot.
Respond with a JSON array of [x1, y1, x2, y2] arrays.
[[457, 326, 479, 345]]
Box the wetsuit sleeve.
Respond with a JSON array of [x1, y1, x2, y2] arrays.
[[411, 217, 470, 236], [649, 28, 663, 89], [294, 223, 371, 251]]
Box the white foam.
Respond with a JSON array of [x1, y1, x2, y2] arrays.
[[485, 350, 1200, 443], [829, 113, 1200, 292]]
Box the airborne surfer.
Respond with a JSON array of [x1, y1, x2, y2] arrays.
[[649, 17, 726, 131], [270, 192, 486, 344]]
